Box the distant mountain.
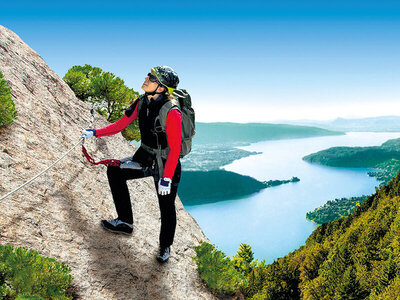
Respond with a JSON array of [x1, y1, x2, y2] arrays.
[[280, 116, 400, 132], [181, 123, 343, 175], [195, 122, 343, 145]]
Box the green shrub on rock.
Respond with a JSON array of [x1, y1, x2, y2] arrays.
[[0, 244, 73, 299], [0, 72, 17, 130]]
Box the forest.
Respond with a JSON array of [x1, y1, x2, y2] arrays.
[[195, 171, 400, 299]]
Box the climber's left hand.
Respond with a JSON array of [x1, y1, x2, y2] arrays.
[[158, 177, 172, 196]]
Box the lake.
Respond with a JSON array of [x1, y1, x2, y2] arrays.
[[184, 132, 400, 263]]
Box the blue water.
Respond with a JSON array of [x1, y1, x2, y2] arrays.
[[184, 132, 400, 263]]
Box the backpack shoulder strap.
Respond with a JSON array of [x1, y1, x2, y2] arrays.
[[125, 95, 145, 117], [137, 94, 145, 114], [158, 98, 181, 131]]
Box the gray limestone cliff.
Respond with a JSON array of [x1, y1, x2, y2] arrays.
[[0, 25, 216, 299]]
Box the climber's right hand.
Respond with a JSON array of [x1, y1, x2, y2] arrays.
[[81, 129, 96, 139]]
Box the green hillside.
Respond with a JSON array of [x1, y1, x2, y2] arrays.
[[306, 195, 368, 224], [179, 170, 266, 205], [303, 138, 400, 168], [195, 171, 400, 299], [179, 170, 299, 206]]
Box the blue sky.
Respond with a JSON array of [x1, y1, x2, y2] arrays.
[[1, 1, 400, 122]]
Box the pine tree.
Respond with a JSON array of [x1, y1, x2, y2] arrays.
[[335, 266, 363, 300], [377, 256, 397, 294], [192, 242, 244, 296], [63, 64, 101, 101], [232, 243, 255, 276], [63, 65, 140, 141]]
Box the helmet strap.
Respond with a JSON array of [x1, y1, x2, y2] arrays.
[[145, 83, 161, 96], [145, 84, 167, 97]]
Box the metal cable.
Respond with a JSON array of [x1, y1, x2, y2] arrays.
[[0, 138, 84, 202], [0, 108, 95, 202]]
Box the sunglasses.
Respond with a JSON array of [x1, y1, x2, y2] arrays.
[[147, 73, 159, 83]]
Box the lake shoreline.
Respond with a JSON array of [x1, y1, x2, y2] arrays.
[[187, 132, 400, 262]]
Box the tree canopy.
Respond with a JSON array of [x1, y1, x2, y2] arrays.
[[63, 64, 140, 141]]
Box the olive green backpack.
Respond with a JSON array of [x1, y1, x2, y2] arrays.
[[157, 89, 195, 158]]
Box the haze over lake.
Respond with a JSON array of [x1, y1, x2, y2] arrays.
[[185, 132, 400, 263]]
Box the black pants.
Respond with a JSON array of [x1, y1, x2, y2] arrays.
[[106, 147, 181, 248]]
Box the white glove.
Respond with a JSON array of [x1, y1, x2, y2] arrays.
[[81, 129, 96, 139], [158, 177, 172, 196]]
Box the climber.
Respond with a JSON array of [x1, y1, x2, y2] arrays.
[[82, 66, 182, 263]]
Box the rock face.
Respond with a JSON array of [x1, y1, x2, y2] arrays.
[[0, 25, 215, 299]]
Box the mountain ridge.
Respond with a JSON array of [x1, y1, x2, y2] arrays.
[[277, 115, 400, 132]]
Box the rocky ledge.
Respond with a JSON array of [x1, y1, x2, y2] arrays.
[[0, 25, 215, 299]]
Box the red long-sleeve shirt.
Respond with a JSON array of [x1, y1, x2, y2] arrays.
[[96, 99, 182, 179]]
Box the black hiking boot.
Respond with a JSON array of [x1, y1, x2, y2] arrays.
[[156, 246, 170, 263], [101, 218, 133, 235]]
